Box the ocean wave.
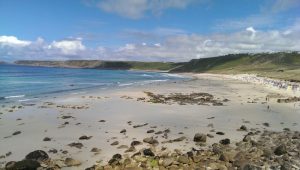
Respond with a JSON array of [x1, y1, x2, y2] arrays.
[[161, 73, 184, 78], [140, 74, 154, 77], [118, 83, 134, 87], [5, 95, 25, 99]]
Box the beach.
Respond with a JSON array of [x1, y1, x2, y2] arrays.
[[0, 73, 300, 169]]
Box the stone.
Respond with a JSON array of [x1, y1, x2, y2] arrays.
[[79, 135, 92, 140], [193, 133, 206, 142], [143, 149, 155, 156], [125, 146, 136, 153], [25, 150, 49, 162], [177, 155, 189, 164], [219, 138, 230, 145], [49, 149, 58, 154], [90, 147, 101, 152], [240, 125, 247, 131], [117, 145, 128, 149], [143, 137, 158, 145], [216, 132, 225, 135], [111, 141, 119, 146], [12, 131, 21, 135], [147, 130, 155, 133], [120, 129, 126, 133], [64, 158, 81, 167], [68, 142, 83, 149], [131, 141, 142, 146], [5, 160, 40, 170], [162, 158, 173, 167], [274, 144, 287, 156], [43, 137, 51, 141]]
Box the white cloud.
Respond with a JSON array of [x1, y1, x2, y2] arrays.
[[269, 0, 300, 13], [97, 0, 196, 19], [48, 39, 86, 55], [0, 36, 31, 47], [1, 21, 300, 62]]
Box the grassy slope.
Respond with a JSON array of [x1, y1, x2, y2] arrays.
[[14, 60, 180, 71], [170, 52, 300, 81]]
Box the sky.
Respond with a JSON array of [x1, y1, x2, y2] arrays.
[[0, 0, 300, 62]]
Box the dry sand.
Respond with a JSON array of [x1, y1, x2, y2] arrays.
[[0, 74, 299, 169]]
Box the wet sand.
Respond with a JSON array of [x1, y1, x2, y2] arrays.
[[0, 74, 299, 169]]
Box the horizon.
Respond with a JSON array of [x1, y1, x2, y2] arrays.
[[1, 0, 300, 62]]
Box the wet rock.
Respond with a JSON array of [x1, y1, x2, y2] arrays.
[[143, 137, 158, 145], [48, 149, 58, 154], [43, 137, 51, 141], [64, 158, 81, 167], [12, 131, 21, 135], [219, 138, 230, 145], [274, 144, 287, 156], [5, 160, 40, 170], [143, 148, 155, 156], [177, 155, 189, 164], [79, 135, 92, 140], [193, 133, 206, 142], [262, 122, 270, 127], [111, 141, 119, 146], [108, 154, 122, 166], [68, 142, 83, 149], [131, 141, 142, 146], [120, 129, 126, 133]]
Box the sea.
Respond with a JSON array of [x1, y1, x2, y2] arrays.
[[0, 64, 186, 103]]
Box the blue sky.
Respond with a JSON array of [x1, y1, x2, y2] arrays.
[[0, 0, 300, 61]]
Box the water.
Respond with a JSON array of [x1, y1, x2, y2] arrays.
[[0, 64, 185, 103]]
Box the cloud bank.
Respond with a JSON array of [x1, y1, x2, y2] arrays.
[[1, 21, 300, 62]]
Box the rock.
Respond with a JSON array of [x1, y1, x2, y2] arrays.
[[131, 141, 142, 146], [43, 137, 51, 141], [177, 155, 189, 164], [108, 154, 122, 166], [219, 138, 230, 145], [143, 148, 155, 156], [207, 134, 214, 138], [125, 146, 136, 153], [68, 142, 83, 149], [147, 129, 155, 133], [99, 120, 106, 122], [274, 144, 287, 156], [111, 141, 119, 146], [120, 129, 126, 133], [12, 131, 21, 135], [25, 150, 49, 162], [193, 133, 206, 142], [216, 132, 225, 135], [117, 145, 128, 149], [90, 147, 101, 152], [262, 122, 270, 127], [5, 160, 40, 170], [48, 149, 58, 154], [61, 115, 72, 119], [79, 135, 92, 140], [240, 125, 247, 131], [162, 157, 173, 167], [64, 158, 81, 167], [143, 137, 158, 145], [172, 136, 186, 142], [243, 135, 251, 142], [155, 131, 163, 135]]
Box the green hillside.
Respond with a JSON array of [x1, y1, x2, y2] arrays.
[[170, 52, 300, 81]]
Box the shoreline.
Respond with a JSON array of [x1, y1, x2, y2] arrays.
[[0, 73, 299, 169]]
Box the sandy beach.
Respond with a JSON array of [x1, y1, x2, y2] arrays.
[[0, 73, 300, 169]]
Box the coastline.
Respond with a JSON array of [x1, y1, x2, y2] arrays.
[[0, 73, 299, 169]]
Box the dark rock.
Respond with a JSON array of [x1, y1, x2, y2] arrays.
[[43, 137, 51, 141], [68, 142, 83, 149], [12, 131, 21, 135], [25, 150, 49, 162], [219, 138, 230, 145], [5, 160, 40, 170], [240, 125, 247, 131], [79, 135, 92, 140], [61, 115, 72, 119], [193, 133, 206, 142], [143, 137, 159, 145], [131, 141, 142, 146], [147, 129, 155, 133], [216, 132, 225, 135], [143, 148, 155, 156], [262, 122, 270, 127], [111, 141, 119, 146], [120, 129, 126, 133], [99, 120, 106, 122], [274, 144, 287, 156]]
